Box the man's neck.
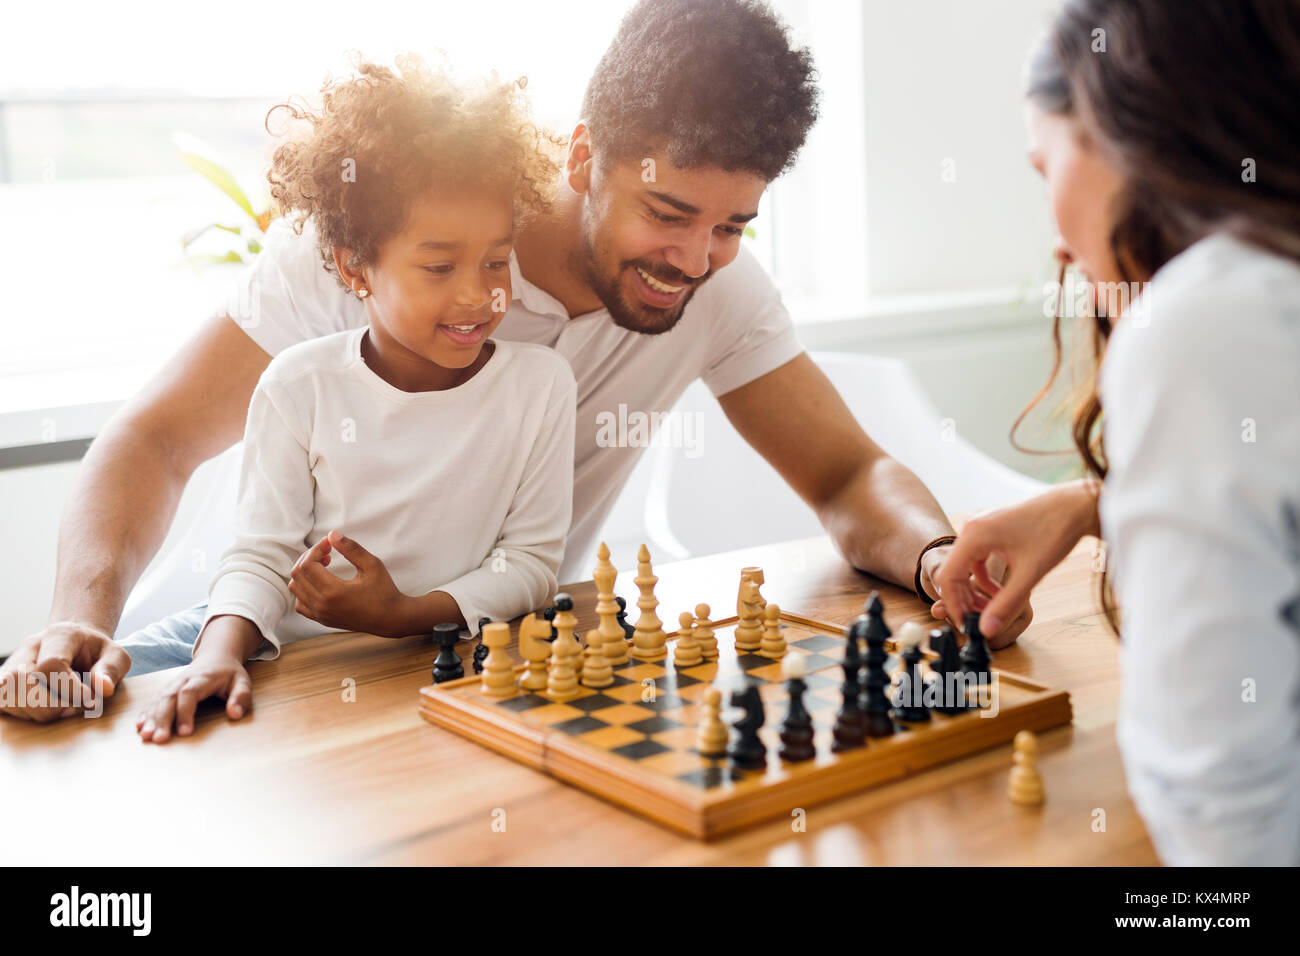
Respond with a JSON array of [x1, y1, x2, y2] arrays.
[[515, 190, 605, 319]]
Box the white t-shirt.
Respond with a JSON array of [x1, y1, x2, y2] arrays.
[[201, 329, 577, 656], [225, 218, 805, 585], [1099, 232, 1300, 865]]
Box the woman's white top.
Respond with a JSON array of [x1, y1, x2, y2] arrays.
[[1099, 232, 1300, 865]]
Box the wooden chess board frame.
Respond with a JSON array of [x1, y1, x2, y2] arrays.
[[418, 610, 1073, 839]]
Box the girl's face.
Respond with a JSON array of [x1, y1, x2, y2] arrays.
[[351, 187, 515, 371], [1025, 102, 1128, 292]]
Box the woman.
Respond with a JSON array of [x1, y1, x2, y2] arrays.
[[935, 0, 1300, 865]]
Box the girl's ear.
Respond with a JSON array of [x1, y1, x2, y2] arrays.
[[332, 248, 370, 299], [564, 122, 595, 195]]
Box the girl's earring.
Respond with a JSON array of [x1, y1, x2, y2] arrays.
[[357, 287, 370, 299]]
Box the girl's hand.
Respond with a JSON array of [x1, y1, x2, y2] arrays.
[[931, 480, 1101, 646], [288, 530, 413, 637], [136, 655, 251, 743]]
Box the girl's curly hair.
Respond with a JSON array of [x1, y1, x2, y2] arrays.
[[267, 53, 564, 287]]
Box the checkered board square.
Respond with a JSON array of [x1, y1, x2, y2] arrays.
[[418, 611, 1072, 839]]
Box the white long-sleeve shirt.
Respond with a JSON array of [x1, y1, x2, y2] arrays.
[[1099, 232, 1300, 866], [200, 328, 577, 658]]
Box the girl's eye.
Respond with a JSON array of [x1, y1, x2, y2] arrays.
[[423, 265, 454, 276], [486, 260, 510, 271]]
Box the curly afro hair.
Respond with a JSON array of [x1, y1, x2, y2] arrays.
[[267, 54, 563, 287], [580, 0, 820, 180]]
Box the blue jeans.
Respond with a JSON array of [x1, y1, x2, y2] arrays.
[[118, 603, 207, 677]]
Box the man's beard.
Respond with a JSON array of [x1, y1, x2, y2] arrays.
[[575, 218, 707, 336]]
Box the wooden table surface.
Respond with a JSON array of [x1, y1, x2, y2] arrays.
[[0, 534, 1158, 865]]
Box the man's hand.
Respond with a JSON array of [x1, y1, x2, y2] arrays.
[[288, 530, 413, 637], [136, 655, 252, 743], [0, 623, 131, 721], [920, 545, 1033, 649]]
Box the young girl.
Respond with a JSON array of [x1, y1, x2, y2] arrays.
[[134, 56, 576, 742], [934, 0, 1300, 865]]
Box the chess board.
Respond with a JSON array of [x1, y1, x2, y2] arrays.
[[418, 610, 1072, 839]]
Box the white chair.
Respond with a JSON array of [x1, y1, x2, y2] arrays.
[[619, 351, 1045, 561]]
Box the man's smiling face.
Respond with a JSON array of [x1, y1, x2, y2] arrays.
[[576, 151, 765, 335]]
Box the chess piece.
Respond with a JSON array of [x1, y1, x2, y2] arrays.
[[472, 616, 491, 674], [518, 613, 551, 692], [737, 567, 767, 615], [693, 603, 718, 659], [542, 604, 558, 641], [927, 625, 966, 715], [733, 578, 763, 652], [891, 622, 931, 723], [552, 593, 582, 672], [630, 545, 667, 661], [479, 622, 516, 697], [547, 595, 582, 700], [726, 679, 767, 771], [1008, 730, 1045, 806], [859, 594, 895, 738], [593, 542, 628, 665], [432, 622, 464, 683], [831, 629, 868, 751], [673, 611, 703, 667], [580, 628, 615, 688], [696, 686, 728, 756], [960, 611, 993, 699], [758, 603, 787, 659], [778, 655, 816, 762], [615, 596, 636, 642]]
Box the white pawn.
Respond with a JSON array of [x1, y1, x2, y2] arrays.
[[696, 686, 728, 757], [581, 628, 614, 689], [693, 603, 718, 660], [758, 603, 787, 659], [480, 622, 517, 697], [1008, 730, 1046, 806], [674, 611, 703, 667]]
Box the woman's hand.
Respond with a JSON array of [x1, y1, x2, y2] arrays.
[[931, 479, 1102, 645], [288, 530, 413, 637], [136, 654, 252, 743]]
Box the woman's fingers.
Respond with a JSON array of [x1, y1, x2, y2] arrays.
[[227, 670, 253, 720]]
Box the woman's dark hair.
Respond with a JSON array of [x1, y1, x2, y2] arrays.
[[1017, 0, 1300, 628]]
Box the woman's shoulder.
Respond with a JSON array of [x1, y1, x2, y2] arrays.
[[1107, 234, 1300, 385]]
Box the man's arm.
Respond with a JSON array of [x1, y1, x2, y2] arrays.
[[716, 352, 954, 594], [1, 315, 270, 719]]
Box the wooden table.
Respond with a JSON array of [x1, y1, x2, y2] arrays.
[[0, 534, 1158, 865]]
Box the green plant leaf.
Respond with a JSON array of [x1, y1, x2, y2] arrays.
[[180, 221, 245, 250], [173, 132, 258, 224]]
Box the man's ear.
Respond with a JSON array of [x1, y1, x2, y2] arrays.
[[565, 122, 595, 195], [332, 248, 369, 297]]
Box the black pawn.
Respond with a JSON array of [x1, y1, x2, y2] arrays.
[[778, 672, 816, 762], [892, 638, 931, 723], [831, 631, 868, 752], [471, 617, 491, 674], [431, 622, 464, 683], [860, 598, 895, 738], [727, 680, 767, 771], [615, 595, 636, 641], [927, 626, 966, 715], [959, 611, 993, 687], [542, 604, 558, 641]]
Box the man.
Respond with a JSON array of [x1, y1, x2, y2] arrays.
[[1, 0, 1030, 722]]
